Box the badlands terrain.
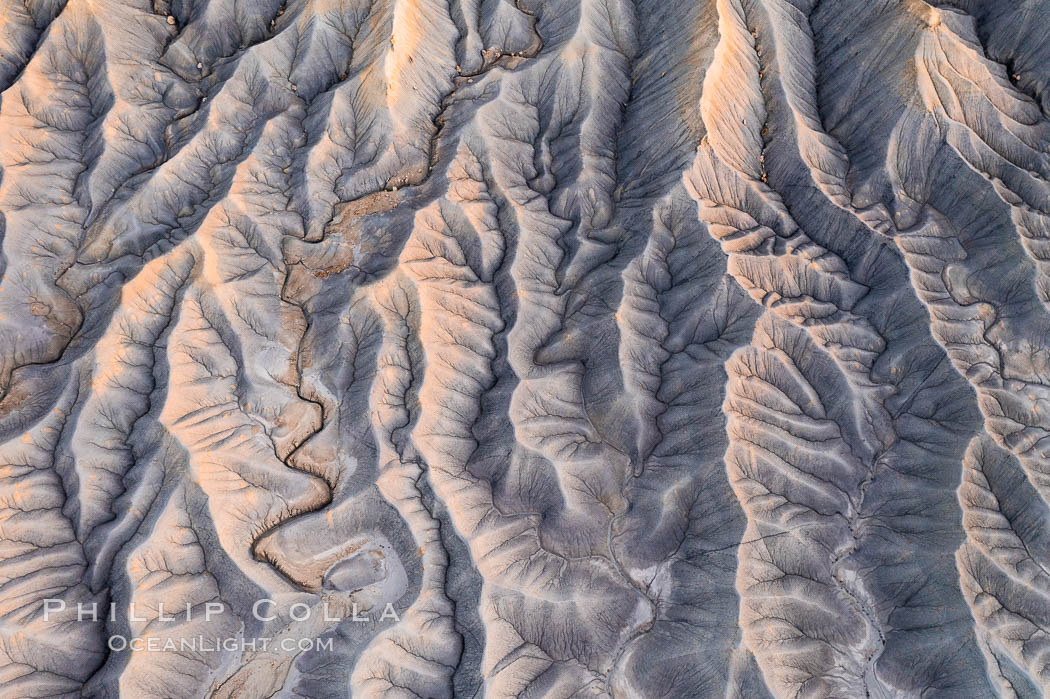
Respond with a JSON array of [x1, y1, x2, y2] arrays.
[[1, 0, 1049, 696]]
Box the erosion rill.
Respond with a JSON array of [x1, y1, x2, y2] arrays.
[[0, 0, 1047, 697]]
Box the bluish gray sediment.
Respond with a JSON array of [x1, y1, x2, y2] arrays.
[[0, 0, 1048, 696]]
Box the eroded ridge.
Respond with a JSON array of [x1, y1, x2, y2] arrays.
[[0, 0, 1049, 697]]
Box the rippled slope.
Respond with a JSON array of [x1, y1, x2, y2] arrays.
[[0, 0, 1048, 696]]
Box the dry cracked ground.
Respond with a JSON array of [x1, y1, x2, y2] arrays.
[[1, 0, 1050, 697]]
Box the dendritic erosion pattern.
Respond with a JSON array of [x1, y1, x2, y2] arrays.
[[0, 0, 1048, 697]]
